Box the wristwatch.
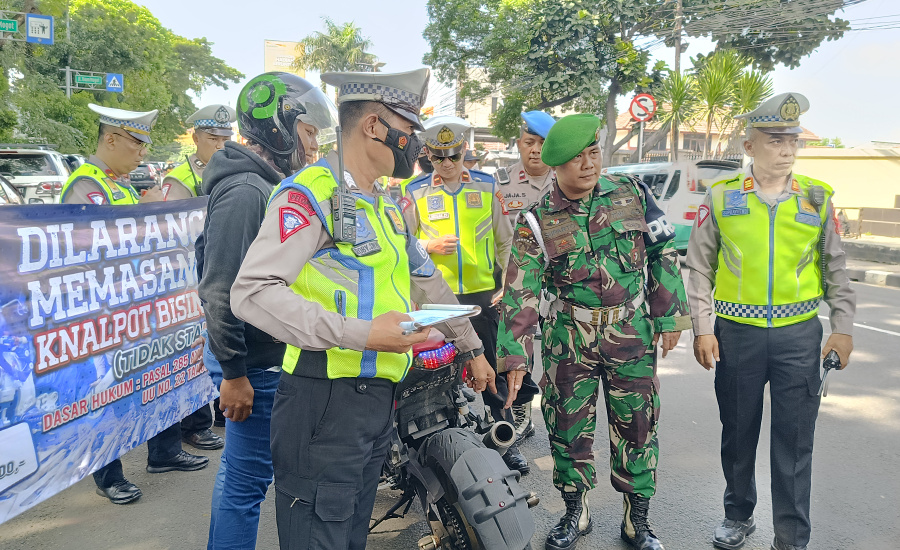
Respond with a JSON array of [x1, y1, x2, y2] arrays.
[[456, 345, 485, 363]]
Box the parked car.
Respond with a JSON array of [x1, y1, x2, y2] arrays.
[[128, 163, 160, 191], [63, 154, 86, 173], [0, 173, 25, 205], [604, 159, 742, 253], [0, 145, 71, 204]]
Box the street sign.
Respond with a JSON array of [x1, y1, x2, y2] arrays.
[[0, 19, 17, 33], [75, 74, 103, 86], [106, 73, 124, 93], [25, 14, 53, 45], [629, 93, 657, 122]]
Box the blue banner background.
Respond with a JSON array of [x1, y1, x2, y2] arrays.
[[0, 198, 216, 524]]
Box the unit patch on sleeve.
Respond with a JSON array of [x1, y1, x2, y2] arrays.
[[697, 204, 710, 227], [280, 206, 310, 242], [86, 191, 106, 205], [399, 196, 412, 212], [288, 191, 315, 216]]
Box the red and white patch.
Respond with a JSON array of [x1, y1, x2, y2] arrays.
[[697, 204, 710, 228], [280, 206, 309, 242], [86, 192, 106, 205], [518, 170, 527, 182], [399, 196, 412, 212], [288, 191, 315, 216], [161, 183, 172, 199], [495, 191, 508, 215]]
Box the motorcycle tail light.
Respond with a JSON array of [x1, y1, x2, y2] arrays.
[[414, 343, 457, 370]]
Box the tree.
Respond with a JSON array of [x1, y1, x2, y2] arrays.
[[293, 18, 377, 92], [694, 50, 745, 159], [656, 72, 698, 161], [722, 68, 774, 154], [423, 0, 851, 163], [810, 137, 844, 148], [0, 0, 243, 155]]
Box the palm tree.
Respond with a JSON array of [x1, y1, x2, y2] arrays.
[[293, 18, 379, 92], [694, 50, 745, 159], [656, 71, 698, 161], [722, 69, 773, 155]]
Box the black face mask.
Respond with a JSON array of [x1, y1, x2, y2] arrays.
[[373, 117, 421, 179], [417, 154, 434, 174]]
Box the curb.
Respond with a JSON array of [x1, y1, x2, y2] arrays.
[[847, 268, 900, 289]]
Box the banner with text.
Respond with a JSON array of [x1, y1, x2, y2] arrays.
[[0, 198, 215, 524]]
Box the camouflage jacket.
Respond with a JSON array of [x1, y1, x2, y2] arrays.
[[497, 176, 691, 373]]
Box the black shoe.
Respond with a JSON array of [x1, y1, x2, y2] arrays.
[[713, 516, 756, 549], [502, 444, 530, 475], [96, 480, 142, 504], [459, 384, 477, 402], [546, 491, 592, 550], [146, 450, 209, 473], [621, 493, 664, 549], [183, 428, 224, 450], [213, 398, 226, 427], [771, 538, 806, 550], [512, 402, 536, 442]]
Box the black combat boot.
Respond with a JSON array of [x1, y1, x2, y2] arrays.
[[545, 491, 591, 550], [502, 443, 530, 475], [620, 493, 664, 550]]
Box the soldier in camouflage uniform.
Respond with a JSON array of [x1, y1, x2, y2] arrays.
[[498, 114, 691, 550]]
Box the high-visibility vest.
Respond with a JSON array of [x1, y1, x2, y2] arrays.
[[711, 172, 832, 328], [164, 161, 200, 197], [406, 169, 497, 294], [273, 160, 413, 382], [60, 162, 139, 205]]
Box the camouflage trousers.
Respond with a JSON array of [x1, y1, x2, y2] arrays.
[[540, 308, 659, 497]]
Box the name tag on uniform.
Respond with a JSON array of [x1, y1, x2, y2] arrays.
[[722, 190, 750, 217], [427, 195, 445, 212], [429, 212, 450, 221], [465, 192, 482, 208]]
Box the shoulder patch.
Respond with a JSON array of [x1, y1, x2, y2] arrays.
[[280, 206, 310, 242], [495, 191, 508, 215], [288, 191, 315, 216], [86, 191, 106, 205], [399, 196, 413, 212]]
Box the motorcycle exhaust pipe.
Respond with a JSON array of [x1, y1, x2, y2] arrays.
[[482, 421, 516, 456]]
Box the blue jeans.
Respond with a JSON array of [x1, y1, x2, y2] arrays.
[[207, 368, 279, 550]]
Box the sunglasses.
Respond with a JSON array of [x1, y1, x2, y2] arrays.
[[435, 153, 463, 164]]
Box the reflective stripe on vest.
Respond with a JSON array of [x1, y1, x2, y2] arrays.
[[61, 163, 139, 205], [711, 173, 832, 328], [410, 175, 496, 295], [165, 162, 199, 197], [271, 160, 412, 382]]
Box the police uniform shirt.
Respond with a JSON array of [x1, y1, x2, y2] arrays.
[[162, 154, 205, 201], [230, 152, 483, 355], [400, 168, 514, 279], [684, 164, 856, 336], [499, 160, 556, 219], [62, 155, 139, 205]]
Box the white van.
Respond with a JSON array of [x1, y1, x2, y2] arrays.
[[604, 160, 742, 252]]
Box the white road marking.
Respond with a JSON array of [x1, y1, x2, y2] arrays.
[[819, 315, 900, 337]]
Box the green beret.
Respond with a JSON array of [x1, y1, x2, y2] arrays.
[[541, 113, 602, 167]]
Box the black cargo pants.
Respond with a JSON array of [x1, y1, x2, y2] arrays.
[[271, 371, 395, 550], [715, 316, 823, 547]]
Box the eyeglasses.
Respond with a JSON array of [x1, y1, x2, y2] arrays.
[[111, 131, 149, 150], [435, 153, 463, 164]]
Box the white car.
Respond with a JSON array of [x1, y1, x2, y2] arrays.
[[0, 146, 72, 204]]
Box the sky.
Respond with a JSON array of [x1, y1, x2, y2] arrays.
[[137, 0, 899, 147]]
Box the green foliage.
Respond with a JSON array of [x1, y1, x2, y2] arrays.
[[694, 49, 746, 157], [293, 17, 377, 91], [423, 0, 850, 160], [0, 0, 243, 154], [656, 71, 698, 160], [810, 137, 844, 148]]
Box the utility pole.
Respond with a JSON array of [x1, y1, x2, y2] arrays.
[[673, 0, 683, 76], [64, 4, 70, 98]]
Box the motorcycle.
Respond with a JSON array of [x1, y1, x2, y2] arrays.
[[370, 329, 537, 550]]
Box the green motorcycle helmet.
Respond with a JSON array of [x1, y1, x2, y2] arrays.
[[237, 72, 337, 173]]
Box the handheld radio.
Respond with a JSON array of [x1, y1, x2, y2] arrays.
[[331, 126, 357, 244]]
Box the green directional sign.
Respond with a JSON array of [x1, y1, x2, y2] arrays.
[[0, 19, 18, 33], [75, 74, 103, 86]]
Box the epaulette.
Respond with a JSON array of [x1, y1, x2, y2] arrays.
[[468, 168, 495, 184], [405, 172, 433, 193]]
